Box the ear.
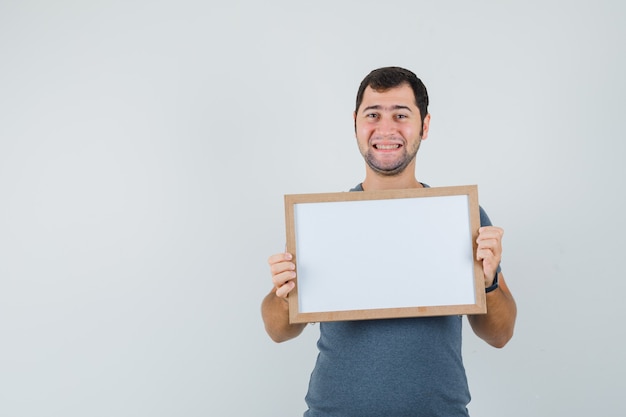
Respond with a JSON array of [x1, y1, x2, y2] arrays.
[[353, 111, 357, 133], [421, 113, 431, 140]]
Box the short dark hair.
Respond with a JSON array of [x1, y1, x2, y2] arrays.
[[355, 66, 429, 123]]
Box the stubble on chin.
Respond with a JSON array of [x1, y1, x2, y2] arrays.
[[363, 139, 421, 176]]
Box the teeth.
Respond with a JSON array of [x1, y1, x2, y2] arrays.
[[377, 144, 400, 150]]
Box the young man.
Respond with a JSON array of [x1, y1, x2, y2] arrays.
[[262, 66, 517, 416]]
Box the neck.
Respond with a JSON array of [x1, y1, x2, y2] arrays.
[[361, 168, 423, 191]]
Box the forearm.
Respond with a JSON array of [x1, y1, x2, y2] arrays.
[[261, 289, 306, 343], [468, 272, 517, 348]]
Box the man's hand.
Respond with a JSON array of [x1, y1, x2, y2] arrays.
[[268, 252, 297, 299], [262, 252, 305, 343], [469, 225, 516, 348], [476, 226, 503, 287]]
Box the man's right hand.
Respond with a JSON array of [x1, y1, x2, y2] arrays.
[[262, 252, 306, 342], [268, 252, 297, 299]]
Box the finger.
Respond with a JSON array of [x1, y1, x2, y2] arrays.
[[477, 228, 502, 252], [477, 238, 500, 253], [478, 226, 503, 242], [476, 246, 496, 261], [269, 259, 296, 277], [272, 269, 297, 288], [476, 247, 490, 261], [275, 280, 296, 298], [476, 247, 498, 271], [268, 252, 292, 265], [476, 246, 501, 277], [268, 252, 296, 278]]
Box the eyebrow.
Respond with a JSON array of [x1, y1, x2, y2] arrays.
[[361, 104, 413, 113]]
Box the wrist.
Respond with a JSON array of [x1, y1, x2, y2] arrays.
[[485, 272, 499, 293]]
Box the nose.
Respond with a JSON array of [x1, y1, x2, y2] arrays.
[[375, 115, 397, 136]]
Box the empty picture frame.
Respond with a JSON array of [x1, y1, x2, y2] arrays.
[[284, 185, 486, 323]]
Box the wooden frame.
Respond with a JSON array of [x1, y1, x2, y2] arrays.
[[284, 185, 486, 323]]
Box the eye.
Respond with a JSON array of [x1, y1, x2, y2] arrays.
[[366, 113, 379, 119], [395, 114, 408, 120]]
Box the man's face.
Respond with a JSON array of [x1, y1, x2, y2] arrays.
[[354, 84, 430, 176]]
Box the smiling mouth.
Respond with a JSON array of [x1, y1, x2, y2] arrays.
[[374, 144, 401, 150]]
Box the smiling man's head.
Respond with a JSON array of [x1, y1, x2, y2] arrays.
[[355, 67, 429, 127]]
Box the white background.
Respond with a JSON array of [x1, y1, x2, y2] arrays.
[[1, 1, 624, 416]]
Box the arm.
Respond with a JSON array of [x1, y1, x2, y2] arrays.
[[467, 226, 517, 348], [261, 252, 307, 343]]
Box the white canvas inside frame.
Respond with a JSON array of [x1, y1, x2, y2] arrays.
[[293, 194, 476, 314]]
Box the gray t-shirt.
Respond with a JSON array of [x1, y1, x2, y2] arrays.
[[303, 183, 497, 417]]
